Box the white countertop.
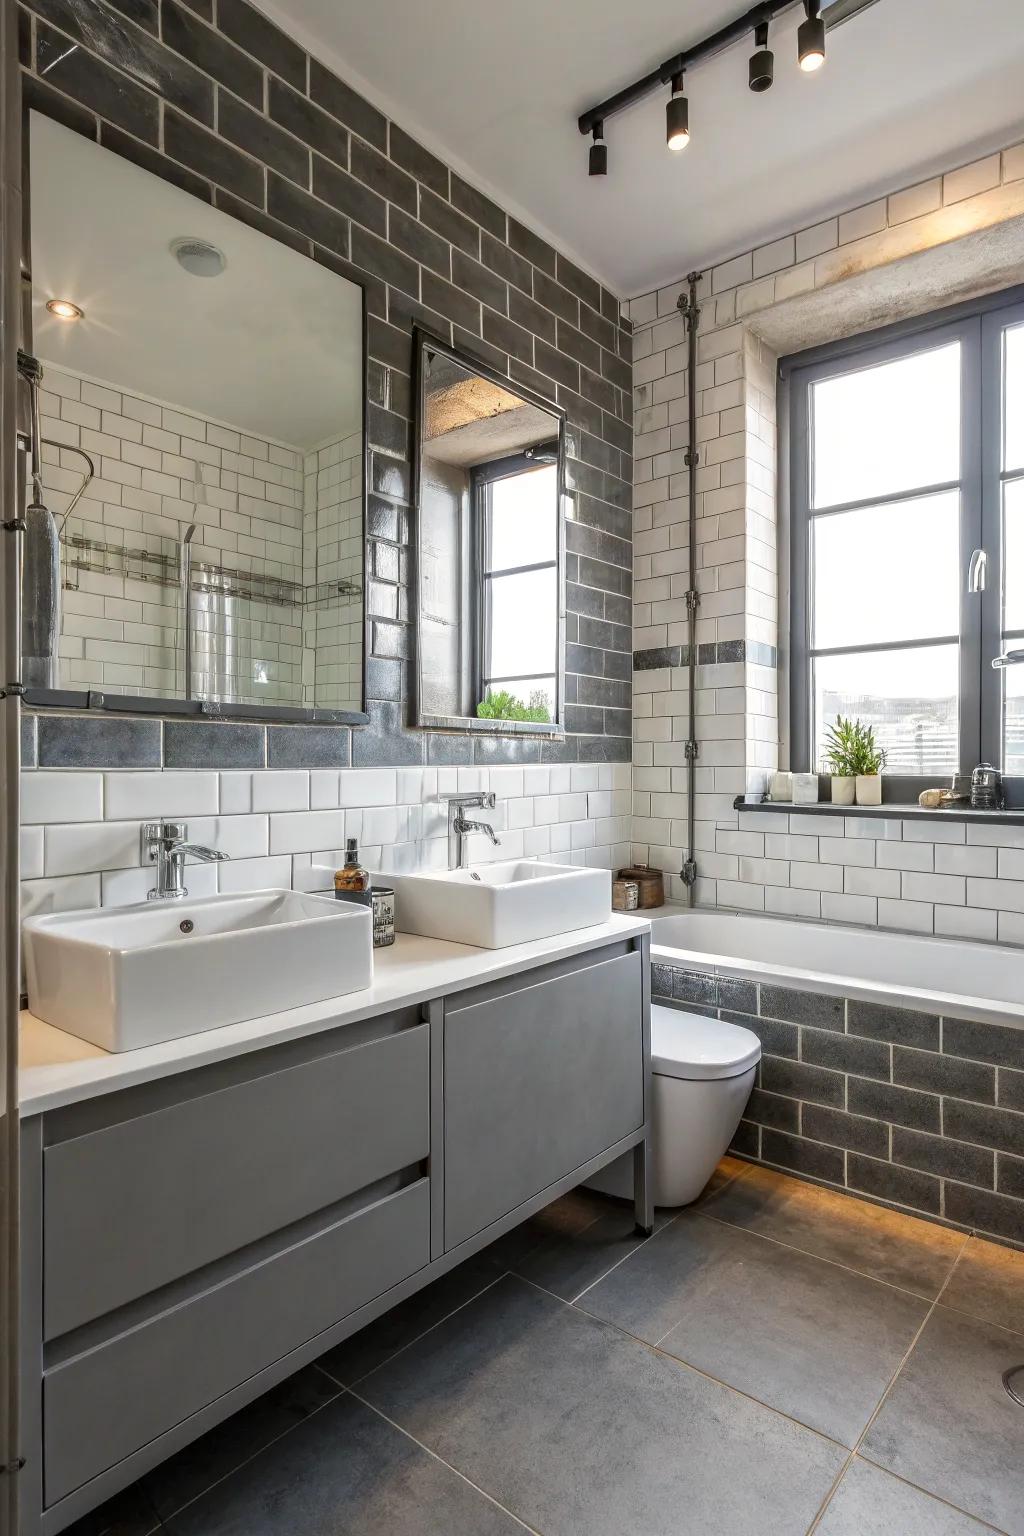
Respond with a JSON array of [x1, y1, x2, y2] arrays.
[[19, 915, 649, 1115]]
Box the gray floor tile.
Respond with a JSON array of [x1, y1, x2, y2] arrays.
[[360, 1274, 846, 1536], [862, 1305, 1024, 1535], [63, 1489, 164, 1536], [708, 1163, 965, 1296], [319, 1257, 500, 1384], [166, 1393, 526, 1536], [942, 1236, 1024, 1333], [580, 1211, 927, 1445], [816, 1458, 997, 1535]]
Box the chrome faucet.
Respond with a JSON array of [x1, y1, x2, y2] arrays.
[[142, 820, 230, 900], [441, 793, 501, 870]]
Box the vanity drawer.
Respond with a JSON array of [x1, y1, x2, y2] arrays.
[[44, 1020, 429, 1340], [43, 1177, 429, 1505], [443, 950, 643, 1250]]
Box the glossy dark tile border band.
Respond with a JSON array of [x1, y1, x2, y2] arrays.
[[633, 641, 778, 671]]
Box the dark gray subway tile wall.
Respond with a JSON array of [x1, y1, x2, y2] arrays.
[[652, 964, 1024, 1245], [18, 0, 632, 767]]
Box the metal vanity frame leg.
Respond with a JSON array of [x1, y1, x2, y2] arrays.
[[634, 930, 654, 1236]]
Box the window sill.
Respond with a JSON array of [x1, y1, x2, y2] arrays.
[[733, 795, 1024, 826]]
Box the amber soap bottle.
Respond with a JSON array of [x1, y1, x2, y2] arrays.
[[334, 837, 371, 906]]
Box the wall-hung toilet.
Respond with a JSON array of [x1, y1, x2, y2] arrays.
[[588, 1004, 761, 1208]]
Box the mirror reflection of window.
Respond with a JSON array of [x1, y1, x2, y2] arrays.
[[415, 337, 563, 731], [477, 460, 557, 723]]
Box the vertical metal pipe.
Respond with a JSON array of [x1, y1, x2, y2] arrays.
[[0, 0, 22, 1521], [181, 523, 196, 701], [677, 273, 703, 906]]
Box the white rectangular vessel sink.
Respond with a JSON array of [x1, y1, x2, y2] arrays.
[[386, 861, 611, 948], [23, 890, 373, 1052]]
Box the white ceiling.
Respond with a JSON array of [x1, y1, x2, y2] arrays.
[[30, 113, 362, 449], [261, 0, 1024, 297]]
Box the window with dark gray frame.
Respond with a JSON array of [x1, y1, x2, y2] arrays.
[[787, 286, 1024, 805], [472, 451, 559, 724]]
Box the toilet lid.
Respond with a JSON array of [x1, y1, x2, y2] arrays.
[[651, 1004, 761, 1082]]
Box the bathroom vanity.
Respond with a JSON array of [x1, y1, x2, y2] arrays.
[[17, 919, 650, 1536]]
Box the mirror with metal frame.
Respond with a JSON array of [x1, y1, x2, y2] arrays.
[[413, 331, 565, 734], [20, 111, 367, 721]]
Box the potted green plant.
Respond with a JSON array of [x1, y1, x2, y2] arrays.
[[822, 717, 887, 806]]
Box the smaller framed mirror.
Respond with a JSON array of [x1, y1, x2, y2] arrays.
[[412, 331, 566, 735]]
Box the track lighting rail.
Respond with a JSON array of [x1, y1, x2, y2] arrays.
[[578, 0, 798, 138]]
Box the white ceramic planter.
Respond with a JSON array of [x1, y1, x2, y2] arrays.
[[793, 773, 819, 804], [831, 775, 856, 806], [768, 771, 793, 802], [856, 774, 883, 806]]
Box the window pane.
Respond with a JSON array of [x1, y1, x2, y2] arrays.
[[1005, 664, 1024, 776], [488, 465, 557, 571], [811, 342, 960, 509], [814, 645, 959, 775], [812, 492, 959, 649], [1006, 323, 1024, 474], [1003, 478, 1024, 633], [481, 676, 556, 722], [487, 567, 557, 679]]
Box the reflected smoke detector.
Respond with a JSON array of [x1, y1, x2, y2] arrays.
[[171, 238, 227, 278]]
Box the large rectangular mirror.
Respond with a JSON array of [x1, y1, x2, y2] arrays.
[[413, 331, 565, 733], [22, 112, 366, 719]]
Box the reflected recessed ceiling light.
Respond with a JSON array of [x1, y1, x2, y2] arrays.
[[46, 298, 83, 321], [171, 238, 227, 278]]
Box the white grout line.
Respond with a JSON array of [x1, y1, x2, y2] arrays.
[[348, 1388, 543, 1536]]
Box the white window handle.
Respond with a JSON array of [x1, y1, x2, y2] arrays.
[[968, 548, 987, 593]]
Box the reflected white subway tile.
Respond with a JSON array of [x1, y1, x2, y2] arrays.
[[902, 871, 965, 905], [821, 891, 877, 925], [21, 874, 101, 920], [558, 793, 588, 821], [969, 876, 1024, 913], [506, 799, 534, 830], [456, 768, 486, 793], [549, 766, 572, 794], [269, 810, 345, 855], [533, 795, 560, 825], [361, 806, 405, 845], [219, 772, 252, 814], [217, 856, 293, 893], [310, 771, 340, 809], [252, 772, 309, 813], [587, 791, 613, 819], [902, 818, 964, 844], [934, 904, 997, 942], [877, 841, 933, 872], [997, 847, 1024, 880], [489, 767, 524, 799], [549, 823, 571, 853], [21, 827, 44, 880], [717, 879, 766, 912], [739, 810, 786, 833], [338, 769, 397, 807], [818, 836, 874, 867], [21, 771, 103, 824], [570, 766, 600, 793], [844, 865, 900, 898], [570, 820, 597, 849], [396, 768, 423, 804], [997, 911, 1024, 943], [523, 826, 551, 857], [936, 843, 998, 878], [104, 771, 218, 820], [436, 768, 459, 795], [765, 886, 821, 920], [877, 898, 933, 934], [522, 767, 550, 797], [843, 816, 903, 840], [44, 821, 141, 876], [186, 816, 269, 860], [966, 822, 1024, 848]]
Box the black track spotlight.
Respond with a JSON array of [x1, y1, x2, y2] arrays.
[[749, 21, 773, 91], [666, 72, 690, 152], [798, 0, 826, 71], [588, 120, 607, 176]]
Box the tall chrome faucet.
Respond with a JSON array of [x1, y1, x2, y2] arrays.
[[441, 793, 501, 870], [142, 820, 230, 900]]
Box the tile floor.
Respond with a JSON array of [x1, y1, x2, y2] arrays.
[[68, 1160, 1024, 1536]]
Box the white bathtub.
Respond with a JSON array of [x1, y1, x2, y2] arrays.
[[650, 908, 1024, 1031]]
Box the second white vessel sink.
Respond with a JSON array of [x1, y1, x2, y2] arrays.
[[386, 860, 611, 948], [23, 890, 373, 1052]]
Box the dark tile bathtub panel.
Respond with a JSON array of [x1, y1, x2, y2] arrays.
[[652, 964, 1024, 1246]]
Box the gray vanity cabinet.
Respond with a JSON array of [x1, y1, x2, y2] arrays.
[[443, 948, 644, 1249], [20, 930, 649, 1536]]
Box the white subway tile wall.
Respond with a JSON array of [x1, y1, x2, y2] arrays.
[[20, 763, 632, 919], [628, 138, 1024, 925]]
